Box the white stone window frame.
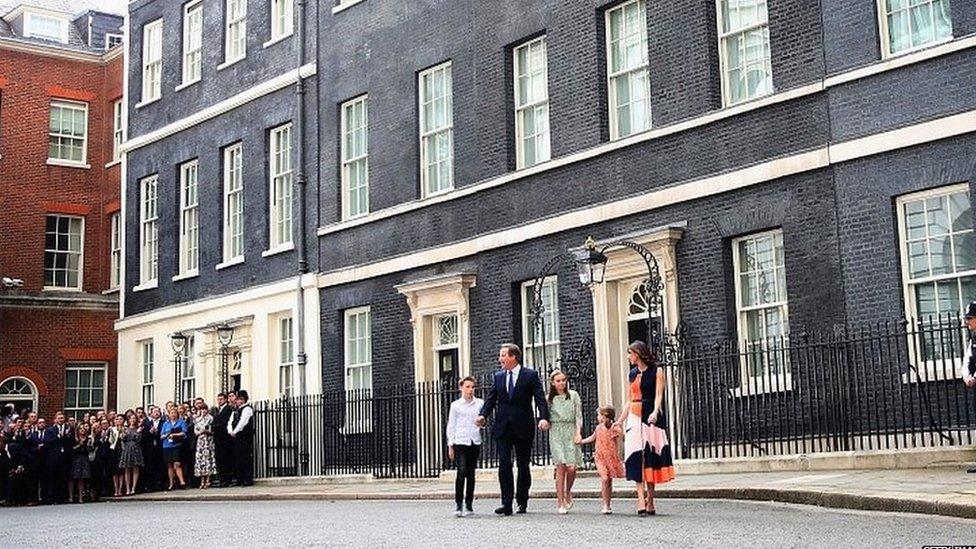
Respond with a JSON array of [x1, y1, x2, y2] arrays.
[[141, 19, 163, 105], [64, 363, 107, 418], [0, 377, 39, 413], [177, 159, 200, 278], [520, 276, 561, 369], [268, 123, 294, 251], [224, 0, 247, 65], [24, 10, 69, 43], [138, 174, 159, 286], [181, 0, 204, 88], [343, 306, 372, 434], [140, 339, 155, 408], [418, 61, 454, 198], [180, 335, 197, 403], [109, 212, 122, 289], [341, 95, 370, 220], [277, 315, 296, 398], [268, 0, 294, 45], [716, 0, 774, 107], [222, 143, 245, 264], [731, 229, 792, 395], [513, 35, 551, 169], [605, 0, 652, 141], [47, 99, 89, 167], [877, 0, 953, 59], [896, 183, 975, 382], [43, 214, 85, 291], [111, 99, 123, 163]]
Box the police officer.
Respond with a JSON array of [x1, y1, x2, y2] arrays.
[[964, 301, 976, 473]]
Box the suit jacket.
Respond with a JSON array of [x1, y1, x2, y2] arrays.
[[479, 366, 550, 440], [212, 404, 233, 440], [44, 424, 74, 454]]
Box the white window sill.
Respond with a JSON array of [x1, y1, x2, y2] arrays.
[[46, 159, 90, 169], [332, 0, 367, 14], [261, 242, 295, 257], [175, 78, 201, 93], [730, 376, 794, 397], [263, 32, 293, 49], [882, 36, 953, 61], [722, 88, 775, 110], [132, 280, 158, 293], [102, 288, 120, 295], [342, 211, 370, 222], [104, 159, 121, 169], [217, 56, 245, 72], [422, 186, 454, 200], [172, 270, 199, 282], [135, 97, 160, 110], [215, 256, 245, 270], [42, 286, 82, 292]]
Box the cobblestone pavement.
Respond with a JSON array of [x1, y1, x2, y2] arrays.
[[3, 498, 974, 549]]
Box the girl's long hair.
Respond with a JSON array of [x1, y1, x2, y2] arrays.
[[547, 370, 571, 403], [598, 406, 616, 428]]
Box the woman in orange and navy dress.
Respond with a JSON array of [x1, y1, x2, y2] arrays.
[[618, 340, 675, 516]]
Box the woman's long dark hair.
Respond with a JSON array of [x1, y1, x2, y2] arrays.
[[628, 340, 656, 368], [547, 369, 571, 403]]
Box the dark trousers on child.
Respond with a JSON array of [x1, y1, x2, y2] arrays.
[[453, 444, 480, 510]]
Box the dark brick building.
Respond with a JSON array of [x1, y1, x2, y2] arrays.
[[0, 0, 123, 418], [119, 0, 976, 454]]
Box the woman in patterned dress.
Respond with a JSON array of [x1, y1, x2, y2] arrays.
[[193, 399, 217, 488], [618, 340, 675, 516], [547, 370, 583, 514], [119, 415, 144, 495]]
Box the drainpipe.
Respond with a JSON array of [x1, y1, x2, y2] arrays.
[[293, 0, 309, 395]]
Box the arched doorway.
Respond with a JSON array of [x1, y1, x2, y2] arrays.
[[625, 278, 664, 348], [0, 377, 39, 414]]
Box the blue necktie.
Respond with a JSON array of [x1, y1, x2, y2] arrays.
[[507, 371, 514, 398]]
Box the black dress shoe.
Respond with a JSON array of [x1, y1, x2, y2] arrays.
[[516, 506, 527, 514], [967, 466, 976, 474], [494, 506, 513, 516]]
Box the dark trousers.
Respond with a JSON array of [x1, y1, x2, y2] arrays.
[[453, 444, 480, 509], [43, 451, 67, 503], [233, 433, 253, 486], [214, 434, 233, 486], [496, 435, 533, 510]]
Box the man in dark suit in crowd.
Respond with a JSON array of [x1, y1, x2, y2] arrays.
[[1, 436, 32, 506], [228, 390, 254, 487], [43, 412, 73, 503], [25, 418, 47, 504], [211, 392, 234, 487], [477, 343, 550, 516], [142, 406, 165, 491]]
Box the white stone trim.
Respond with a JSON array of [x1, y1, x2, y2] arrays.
[[215, 256, 245, 271], [332, 0, 367, 14], [216, 56, 245, 72], [174, 79, 200, 93], [172, 270, 199, 282], [261, 242, 295, 257], [826, 35, 976, 88], [123, 63, 317, 153], [45, 159, 90, 169], [132, 280, 158, 293], [828, 108, 976, 163], [263, 32, 292, 49]]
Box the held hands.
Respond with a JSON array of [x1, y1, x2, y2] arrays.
[[475, 416, 486, 428], [574, 433, 583, 445], [965, 375, 976, 389], [648, 410, 659, 425], [538, 419, 550, 432], [447, 446, 455, 461]]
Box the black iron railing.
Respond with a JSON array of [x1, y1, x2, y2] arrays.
[[252, 315, 976, 479]]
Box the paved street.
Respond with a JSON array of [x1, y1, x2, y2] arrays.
[[3, 499, 973, 548]]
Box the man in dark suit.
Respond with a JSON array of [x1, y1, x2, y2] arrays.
[[1, 437, 32, 506], [211, 392, 234, 487], [142, 406, 165, 491], [477, 343, 550, 516], [44, 412, 73, 503], [228, 390, 254, 487]]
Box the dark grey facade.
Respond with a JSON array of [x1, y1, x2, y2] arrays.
[[120, 0, 976, 402]]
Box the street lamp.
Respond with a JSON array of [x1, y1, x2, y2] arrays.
[[216, 323, 234, 393], [573, 236, 608, 287], [170, 332, 187, 404]]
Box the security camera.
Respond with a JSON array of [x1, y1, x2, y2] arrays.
[[2, 277, 24, 288]]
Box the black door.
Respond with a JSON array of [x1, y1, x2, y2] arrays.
[[438, 348, 459, 384]]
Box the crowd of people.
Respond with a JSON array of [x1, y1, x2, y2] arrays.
[[0, 390, 255, 506]]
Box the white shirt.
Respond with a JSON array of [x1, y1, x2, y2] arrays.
[[446, 396, 484, 446], [506, 364, 522, 393], [228, 405, 253, 436]]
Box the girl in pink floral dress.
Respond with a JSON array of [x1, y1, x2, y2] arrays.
[[577, 406, 625, 514]]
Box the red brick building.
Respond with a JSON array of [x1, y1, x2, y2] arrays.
[[0, 1, 124, 418]]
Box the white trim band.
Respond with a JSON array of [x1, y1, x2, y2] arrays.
[[122, 63, 317, 153]]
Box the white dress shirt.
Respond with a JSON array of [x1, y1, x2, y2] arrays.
[[228, 405, 253, 436], [446, 396, 484, 446], [506, 364, 522, 393]]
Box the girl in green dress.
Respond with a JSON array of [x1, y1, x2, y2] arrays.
[[547, 370, 583, 514]]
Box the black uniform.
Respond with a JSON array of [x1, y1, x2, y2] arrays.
[[212, 403, 234, 486], [229, 404, 254, 487]]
